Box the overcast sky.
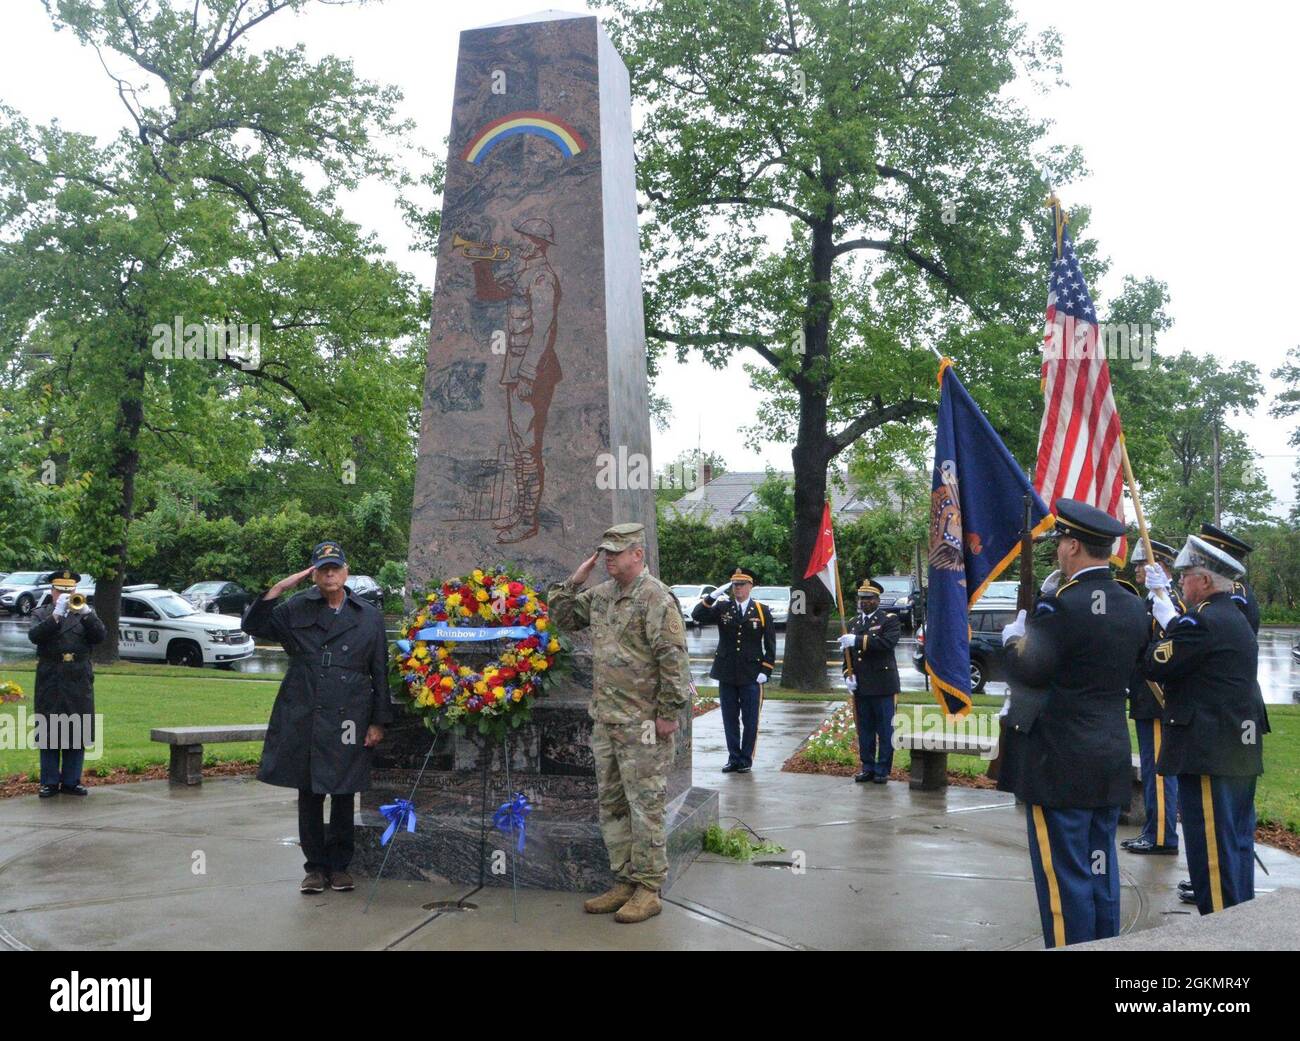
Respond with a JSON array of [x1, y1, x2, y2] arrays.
[[2, 1, 1296, 519]]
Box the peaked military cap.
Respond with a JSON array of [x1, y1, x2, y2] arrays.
[[1198, 522, 1253, 558], [1130, 538, 1177, 566], [48, 569, 80, 589], [1048, 498, 1126, 547], [1173, 535, 1245, 579], [857, 578, 884, 596], [729, 568, 755, 584]]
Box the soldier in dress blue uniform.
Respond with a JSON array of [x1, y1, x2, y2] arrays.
[[999, 499, 1150, 948], [1141, 535, 1266, 916], [1198, 523, 1259, 633], [838, 579, 901, 784], [28, 569, 105, 798], [1121, 539, 1183, 856], [694, 569, 776, 773]]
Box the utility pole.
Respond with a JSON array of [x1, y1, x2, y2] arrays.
[[1212, 418, 1222, 526]]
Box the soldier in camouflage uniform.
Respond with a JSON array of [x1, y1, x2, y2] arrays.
[[548, 522, 691, 924]]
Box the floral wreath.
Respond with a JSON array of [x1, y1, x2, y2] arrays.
[[0, 680, 24, 704], [392, 566, 568, 739]]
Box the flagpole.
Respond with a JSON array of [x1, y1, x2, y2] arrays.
[[829, 516, 862, 765]]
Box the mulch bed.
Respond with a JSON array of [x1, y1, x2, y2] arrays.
[[0, 760, 259, 799]]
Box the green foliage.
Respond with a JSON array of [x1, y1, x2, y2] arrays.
[[703, 824, 785, 860]]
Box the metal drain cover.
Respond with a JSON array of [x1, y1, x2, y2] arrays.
[[422, 900, 477, 911]]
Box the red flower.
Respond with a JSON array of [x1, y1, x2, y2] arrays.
[[508, 581, 523, 596]]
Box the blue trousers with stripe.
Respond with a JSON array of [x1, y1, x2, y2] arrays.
[[853, 693, 895, 779], [1135, 718, 1178, 848], [718, 682, 762, 768], [1025, 804, 1121, 948], [1178, 774, 1256, 915]]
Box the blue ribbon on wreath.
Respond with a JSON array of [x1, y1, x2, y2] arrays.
[[379, 799, 416, 846], [493, 792, 532, 853]]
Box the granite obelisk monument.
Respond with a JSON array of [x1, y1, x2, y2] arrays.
[[354, 11, 716, 891]]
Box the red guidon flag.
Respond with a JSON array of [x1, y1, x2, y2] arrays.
[[804, 501, 838, 601], [1034, 200, 1127, 560]]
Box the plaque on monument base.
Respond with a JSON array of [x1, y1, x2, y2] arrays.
[[352, 652, 718, 893]]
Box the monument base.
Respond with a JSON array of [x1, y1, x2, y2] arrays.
[[350, 690, 717, 892], [352, 783, 717, 893]]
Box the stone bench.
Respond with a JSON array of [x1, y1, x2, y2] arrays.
[[898, 734, 1143, 801], [150, 725, 268, 786]]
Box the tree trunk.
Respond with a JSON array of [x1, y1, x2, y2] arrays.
[[780, 213, 836, 690], [92, 355, 145, 664]]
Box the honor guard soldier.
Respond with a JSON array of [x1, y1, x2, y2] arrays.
[[999, 499, 1149, 948], [1198, 523, 1259, 633], [1121, 539, 1183, 856], [242, 542, 391, 895], [838, 579, 901, 784], [693, 568, 776, 773], [28, 569, 106, 797], [1142, 535, 1266, 916], [549, 523, 692, 924]]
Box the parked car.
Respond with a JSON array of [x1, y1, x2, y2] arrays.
[[913, 597, 1021, 694], [0, 571, 54, 617], [751, 585, 791, 628], [345, 574, 384, 609], [875, 574, 923, 630], [182, 580, 254, 615], [671, 583, 717, 627], [117, 585, 254, 667]]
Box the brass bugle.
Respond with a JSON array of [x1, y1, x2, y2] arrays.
[[452, 232, 510, 262], [68, 593, 86, 610]]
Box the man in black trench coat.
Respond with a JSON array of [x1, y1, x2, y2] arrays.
[[242, 541, 391, 894]]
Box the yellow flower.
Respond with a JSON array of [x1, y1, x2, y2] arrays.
[[473, 680, 488, 695], [536, 618, 549, 632], [472, 569, 485, 584], [458, 666, 472, 677], [478, 604, 493, 619], [413, 645, 429, 660], [512, 689, 523, 702], [547, 639, 559, 653], [475, 588, 489, 602], [436, 647, 449, 660], [534, 659, 549, 671], [492, 685, 506, 701], [446, 592, 462, 608]]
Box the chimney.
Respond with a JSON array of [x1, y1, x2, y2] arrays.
[[701, 463, 714, 486]]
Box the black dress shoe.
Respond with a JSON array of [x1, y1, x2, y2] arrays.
[[854, 772, 872, 783], [1124, 838, 1172, 854], [735, 765, 751, 773], [721, 763, 740, 773], [1178, 879, 1194, 893], [1179, 888, 1198, 904], [872, 775, 888, 784], [60, 784, 89, 797], [1120, 837, 1142, 850], [38, 785, 58, 798]]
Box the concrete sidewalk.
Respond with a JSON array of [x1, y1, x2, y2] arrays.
[[1, 700, 1296, 951]]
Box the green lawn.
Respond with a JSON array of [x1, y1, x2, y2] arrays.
[[0, 666, 279, 780]]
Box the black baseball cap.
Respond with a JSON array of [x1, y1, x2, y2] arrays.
[[310, 541, 347, 568]]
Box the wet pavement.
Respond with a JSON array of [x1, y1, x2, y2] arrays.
[[1, 699, 1296, 951], [4, 616, 1298, 701]]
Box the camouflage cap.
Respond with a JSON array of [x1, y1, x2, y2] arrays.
[[598, 522, 646, 553]]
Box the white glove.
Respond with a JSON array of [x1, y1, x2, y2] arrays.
[[1144, 564, 1172, 594], [1001, 608, 1026, 646], [837, 633, 856, 650], [53, 596, 70, 620], [1152, 593, 1178, 631], [756, 673, 768, 685], [844, 674, 857, 692], [1041, 569, 1063, 596], [709, 582, 732, 602]]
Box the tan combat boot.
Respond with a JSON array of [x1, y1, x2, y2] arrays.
[[614, 885, 662, 924], [583, 881, 636, 914]]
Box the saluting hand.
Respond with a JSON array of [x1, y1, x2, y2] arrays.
[[569, 551, 600, 587], [265, 566, 315, 600]]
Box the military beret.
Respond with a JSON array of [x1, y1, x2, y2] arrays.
[[1048, 498, 1126, 547], [1199, 522, 1253, 558], [311, 541, 347, 567], [597, 522, 645, 553], [857, 579, 883, 596], [1174, 535, 1245, 579], [47, 569, 80, 589]]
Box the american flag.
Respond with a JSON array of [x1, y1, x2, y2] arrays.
[[1034, 204, 1126, 541]]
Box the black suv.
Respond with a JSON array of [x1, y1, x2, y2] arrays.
[[875, 574, 923, 630], [913, 598, 1020, 694]]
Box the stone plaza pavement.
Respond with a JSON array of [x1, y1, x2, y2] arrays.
[[2, 699, 1297, 951]]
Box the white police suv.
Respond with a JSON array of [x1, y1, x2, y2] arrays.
[[117, 585, 254, 668]]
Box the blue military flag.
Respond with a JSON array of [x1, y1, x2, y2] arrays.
[[925, 359, 1052, 716]]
